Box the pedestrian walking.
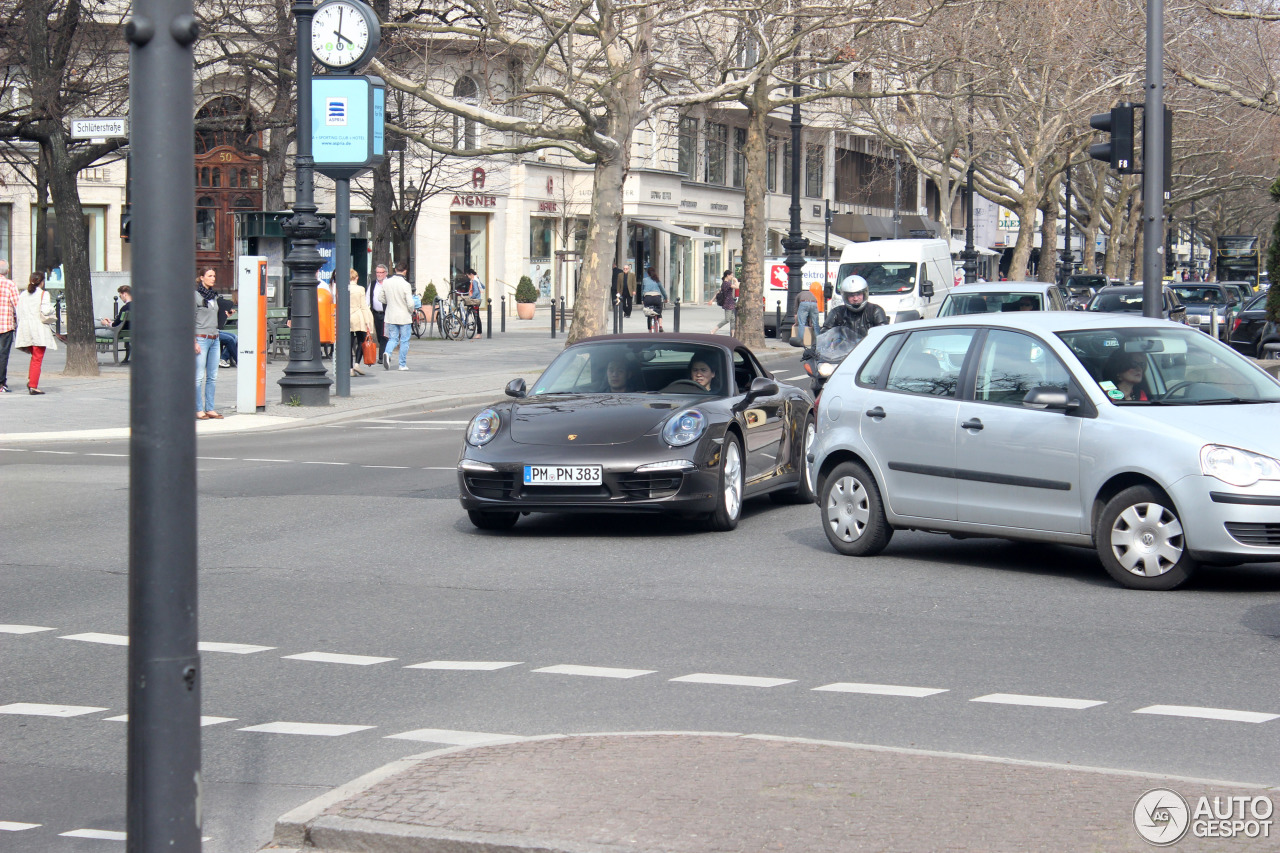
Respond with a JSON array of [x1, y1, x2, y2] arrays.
[[463, 268, 485, 335], [640, 267, 667, 332], [14, 271, 57, 395], [0, 260, 18, 392], [381, 262, 415, 370], [369, 264, 388, 359], [621, 263, 636, 318], [195, 267, 222, 419], [710, 269, 738, 335], [348, 268, 373, 377]]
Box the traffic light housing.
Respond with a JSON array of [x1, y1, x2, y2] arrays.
[[1088, 104, 1135, 173]]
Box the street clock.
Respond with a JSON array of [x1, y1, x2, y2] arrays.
[[311, 0, 380, 72]]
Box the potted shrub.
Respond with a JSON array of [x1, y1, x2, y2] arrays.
[[515, 275, 538, 320], [421, 281, 438, 322]]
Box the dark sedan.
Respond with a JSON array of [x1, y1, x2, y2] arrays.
[[458, 334, 815, 531], [1170, 282, 1241, 339], [1228, 291, 1277, 358], [1062, 273, 1108, 308], [1086, 285, 1187, 325]]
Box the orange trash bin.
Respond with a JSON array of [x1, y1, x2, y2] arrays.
[[317, 285, 336, 345]]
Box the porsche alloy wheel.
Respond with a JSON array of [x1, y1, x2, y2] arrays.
[[707, 435, 744, 531]]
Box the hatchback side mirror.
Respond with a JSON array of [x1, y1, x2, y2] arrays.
[[505, 378, 527, 398], [1022, 387, 1077, 411]]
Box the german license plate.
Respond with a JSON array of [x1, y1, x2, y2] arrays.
[[523, 465, 602, 486]]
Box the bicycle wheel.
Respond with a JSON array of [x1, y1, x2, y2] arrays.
[[412, 310, 427, 339], [464, 309, 478, 339], [446, 309, 464, 340], [433, 301, 447, 339]]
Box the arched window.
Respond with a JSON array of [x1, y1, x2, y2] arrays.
[[195, 196, 217, 251], [195, 96, 255, 154], [453, 77, 478, 150]]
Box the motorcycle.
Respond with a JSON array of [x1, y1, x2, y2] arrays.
[[801, 326, 865, 398]]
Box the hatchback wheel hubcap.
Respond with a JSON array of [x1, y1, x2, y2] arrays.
[[826, 475, 869, 542], [1110, 502, 1184, 577]]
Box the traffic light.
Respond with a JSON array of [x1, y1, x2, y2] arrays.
[[1088, 104, 1135, 173]]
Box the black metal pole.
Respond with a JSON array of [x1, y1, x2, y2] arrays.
[[780, 68, 807, 342], [1143, 0, 1166, 318], [823, 199, 832, 303], [892, 152, 901, 239], [126, 1, 201, 850], [335, 178, 350, 397], [1166, 213, 1176, 277], [1189, 200, 1197, 278], [550, 296, 556, 339], [961, 85, 977, 284], [673, 296, 680, 333], [559, 295, 566, 332], [501, 294, 506, 332], [486, 297, 492, 339], [279, 1, 332, 404], [1060, 164, 1073, 283]]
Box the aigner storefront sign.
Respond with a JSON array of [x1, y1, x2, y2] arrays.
[[451, 194, 498, 208]]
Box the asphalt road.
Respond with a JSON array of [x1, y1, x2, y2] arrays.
[[4, 362, 1280, 851]]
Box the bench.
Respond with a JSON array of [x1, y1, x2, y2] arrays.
[[96, 325, 131, 364]]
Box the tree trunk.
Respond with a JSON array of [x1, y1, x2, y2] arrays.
[[46, 130, 97, 376], [1007, 196, 1039, 281], [371, 156, 393, 268], [736, 87, 769, 350], [263, 125, 290, 211], [1037, 175, 1059, 284], [567, 149, 627, 343]]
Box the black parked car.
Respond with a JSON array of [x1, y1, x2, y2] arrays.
[[1227, 291, 1278, 358], [1085, 285, 1187, 325], [1062, 274, 1108, 308], [1169, 282, 1241, 339]]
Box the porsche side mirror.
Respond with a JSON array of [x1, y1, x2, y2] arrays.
[[735, 377, 778, 410], [505, 378, 527, 398]]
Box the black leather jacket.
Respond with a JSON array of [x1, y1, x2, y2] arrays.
[[821, 301, 889, 338]]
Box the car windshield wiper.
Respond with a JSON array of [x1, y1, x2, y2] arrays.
[[1189, 397, 1276, 405]]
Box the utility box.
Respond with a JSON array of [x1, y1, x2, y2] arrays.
[[237, 256, 268, 414]]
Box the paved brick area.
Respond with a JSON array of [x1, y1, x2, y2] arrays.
[[282, 733, 1279, 852]]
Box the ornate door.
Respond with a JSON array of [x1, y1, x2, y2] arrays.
[[194, 97, 263, 292]]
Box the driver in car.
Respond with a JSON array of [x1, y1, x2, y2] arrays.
[[689, 357, 717, 393], [821, 275, 889, 339]]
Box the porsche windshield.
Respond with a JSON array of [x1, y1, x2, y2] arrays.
[[532, 342, 732, 396], [1057, 326, 1280, 405]]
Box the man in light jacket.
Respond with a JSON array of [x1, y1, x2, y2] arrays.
[[380, 263, 415, 370]]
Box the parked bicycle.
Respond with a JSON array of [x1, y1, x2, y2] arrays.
[[411, 306, 429, 339], [432, 292, 477, 340]]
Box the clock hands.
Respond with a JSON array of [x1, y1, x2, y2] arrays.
[[333, 6, 353, 47]]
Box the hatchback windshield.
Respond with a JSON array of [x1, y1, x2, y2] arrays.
[[1057, 326, 1280, 405], [837, 262, 918, 295], [1087, 290, 1147, 313], [1171, 285, 1229, 305], [533, 342, 731, 396]]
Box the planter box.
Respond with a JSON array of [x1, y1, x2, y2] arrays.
[[516, 301, 536, 320]]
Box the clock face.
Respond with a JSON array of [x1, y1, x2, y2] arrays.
[[312, 0, 373, 69]]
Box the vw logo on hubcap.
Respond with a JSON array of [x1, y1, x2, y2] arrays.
[[1141, 531, 1155, 547]]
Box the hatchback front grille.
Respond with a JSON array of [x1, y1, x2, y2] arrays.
[[464, 472, 515, 499], [1225, 522, 1280, 547], [616, 472, 683, 499]]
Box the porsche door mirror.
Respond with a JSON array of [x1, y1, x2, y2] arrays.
[[505, 378, 527, 398], [735, 376, 778, 410]]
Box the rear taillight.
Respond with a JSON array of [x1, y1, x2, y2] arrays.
[[1232, 317, 1243, 332]]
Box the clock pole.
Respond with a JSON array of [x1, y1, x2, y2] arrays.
[[279, 0, 333, 405]]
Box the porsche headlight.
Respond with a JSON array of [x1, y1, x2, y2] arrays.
[[1200, 444, 1280, 487], [466, 408, 501, 446], [662, 408, 707, 447]]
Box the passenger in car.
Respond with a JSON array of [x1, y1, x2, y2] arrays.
[[604, 357, 639, 392], [1102, 350, 1149, 401]]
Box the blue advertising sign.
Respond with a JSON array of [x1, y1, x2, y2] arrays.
[[312, 75, 386, 178]]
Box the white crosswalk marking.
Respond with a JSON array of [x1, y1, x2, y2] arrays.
[[670, 673, 795, 688], [198, 641, 275, 654], [60, 829, 127, 840], [813, 682, 948, 698], [282, 651, 396, 666], [405, 660, 523, 671], [0, 625, 53, 634], [971, 693, 1105, 710], [59, 632, 128, 646], [384, 728, 521, 745], [238, 721, 374, 736], [1134, 705, 1279, 724], [532, 664, 655, 679], [104, 714, 236, 727], [0, 703, 108, 718], [0, 822, 40, 831]]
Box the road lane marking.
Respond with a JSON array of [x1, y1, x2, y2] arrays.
[[282, 651, 396, 666], [1134, 705, 1279, 724], [0, 448, 28, 452], [362, 465, 410, 469], [405, 660, 523, 671], [532, 664, 655, 679], [361, 419, 471, 424], [198, 642, 275, 654], [301, 461, 349, 465], [0, 625, 53, 634], [33, 450, 75, 455], [670, 673, 796, 688], [238, 721, 374, 736], [197, 456, 238, 461], [59, 632, 128, 646], [813, 682, 949, 698], [422, 466, 455, 470], [971, 693, 1105, 710], [0, 822, 40, 831], [84, 453, 128, 457], [0, 703, 108, 718], [384, 728, 521, 745], [242, 458, 292, 463], [104, 714, 236, 727], [60, 829, 127, 840]]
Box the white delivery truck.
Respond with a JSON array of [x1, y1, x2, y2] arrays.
[[833, 238, 956, 323], [762, 257, 839, 337]]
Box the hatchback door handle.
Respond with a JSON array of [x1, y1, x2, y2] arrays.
[[865, 407, 886, 420], [961, 418, 983, 431]]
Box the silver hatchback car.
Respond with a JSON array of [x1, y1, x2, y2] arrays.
[[809, 313, 1280, 589]]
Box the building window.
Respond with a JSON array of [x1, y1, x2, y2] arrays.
[[782, 141, 793, 195], [702, 227, 724, 301], [453, 77, 478, 149], [0, 204, 10, 273], [805, 143, 824, 198], [195, 96, 255, 154], [732, 128, 746, 188], [766, 138, 777, 193], [705, 122, 727, 185], [530, 216, 554, 259], [678, 116, 698, 178], [196, 196, 217, 252]]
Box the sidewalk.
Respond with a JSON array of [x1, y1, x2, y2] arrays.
[[0, 304, 785, 443], [263, 732, 1277, 853]]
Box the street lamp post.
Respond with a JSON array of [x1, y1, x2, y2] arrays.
[[1060, 164, 1074, 283], [960, 86, 977, 284], [278, 0, 332, 406], [780, 83, 808, 343]]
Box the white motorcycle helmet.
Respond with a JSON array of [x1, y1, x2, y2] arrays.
[[839, 275, 869, 312]]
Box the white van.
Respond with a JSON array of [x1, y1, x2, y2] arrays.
[[762, 257, 839, 337], [834, 238, 955, 323]]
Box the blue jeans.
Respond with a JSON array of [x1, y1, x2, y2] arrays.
[[219, 331, 237, 365], [384, 323, 411, 367], [196, 336, 219, 412], [796, 301, 819, 342]]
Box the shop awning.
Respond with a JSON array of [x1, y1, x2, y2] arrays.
[[948, 239, 999, 257], [630, 218, 720, 241], [804, 230, 855, 251]]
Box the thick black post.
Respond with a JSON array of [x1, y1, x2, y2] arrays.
[[775, 303, 782, 337], [486, 298, 492, 339], [780, 63, 807, 342], [559, 296, 566, 332], [334, 177, 350, 397], [961, 86, 977, 284], [126, 1, 201, 851], [279, 0, 333, 404], [673, 296, 680, 333], [1143, 0, 1166, 317], [500, 294, 506, 332], [1060, 165, 1073, 284], [550, 297, 556, 339]]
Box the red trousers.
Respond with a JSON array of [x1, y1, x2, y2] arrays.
[[27, 345, 45, 390]]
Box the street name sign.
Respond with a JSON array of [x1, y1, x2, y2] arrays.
[[70, 118, 128, 139]]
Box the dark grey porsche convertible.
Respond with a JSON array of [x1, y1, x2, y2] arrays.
[[458, 333, 816, 531]]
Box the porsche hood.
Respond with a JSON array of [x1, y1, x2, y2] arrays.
[[507, 395, 693, 446]]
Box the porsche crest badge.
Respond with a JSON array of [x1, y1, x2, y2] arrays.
[[568, 434, 577, 440]]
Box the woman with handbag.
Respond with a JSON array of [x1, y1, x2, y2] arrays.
[[15, 271, 57, 395], [349, 268, 375, 376]]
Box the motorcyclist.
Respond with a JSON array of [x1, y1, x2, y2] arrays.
[[821, 274, 889, 338]]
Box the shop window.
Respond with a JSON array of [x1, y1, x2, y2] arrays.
[[196, 196, 217, 252], [805, 143, 824, 198], [678, 116, 698, 178], [704, 122, 727, 185], [453, 77, 478, 149], [732, 128, 746, 189]]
